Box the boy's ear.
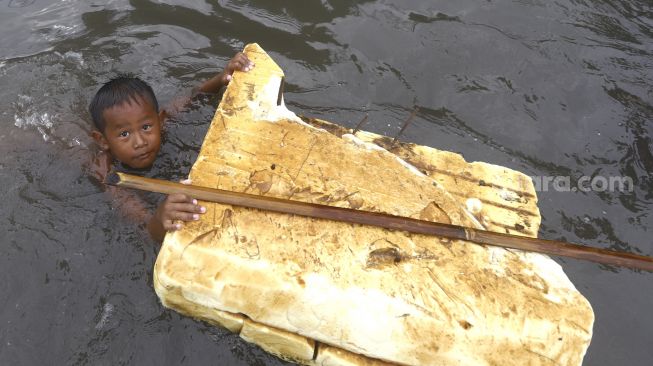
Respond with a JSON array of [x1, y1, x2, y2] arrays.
[[91, 130, 109, 151], [158, 110, 166, 130]]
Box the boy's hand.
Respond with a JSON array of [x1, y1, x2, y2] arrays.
[[154, 193, 206, 231], [148, 179, 206, 241], [198, 52, 255, 93], [219, 52, 255, 84]]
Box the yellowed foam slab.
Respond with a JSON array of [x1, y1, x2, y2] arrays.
[[154, 43, 594, 366], [240, 318, 316, 362], [313, 344, 397, 366]]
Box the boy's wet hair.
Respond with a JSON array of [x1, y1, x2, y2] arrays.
[[89, 75, 159, 132]]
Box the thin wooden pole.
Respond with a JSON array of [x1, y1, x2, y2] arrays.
[[392, 108, 417, 144], [107, 171, 653, 272]]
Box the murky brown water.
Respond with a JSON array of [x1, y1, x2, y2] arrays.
[[1, 1, 652, 365]]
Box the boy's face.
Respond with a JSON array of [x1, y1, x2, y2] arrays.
[[92, 97, 163, 169]]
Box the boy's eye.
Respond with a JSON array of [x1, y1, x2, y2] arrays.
[[142, 124, 152, 131], [119, 131, 129, 138]]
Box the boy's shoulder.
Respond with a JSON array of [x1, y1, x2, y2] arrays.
[[88, 150, 113, 185]]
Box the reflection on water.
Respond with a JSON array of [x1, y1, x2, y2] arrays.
[[1, 0, 652, 365]]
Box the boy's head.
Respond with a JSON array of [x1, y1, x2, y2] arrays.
[[89, 76, 163, 169]]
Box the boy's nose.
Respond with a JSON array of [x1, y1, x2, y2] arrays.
[[133, 132, 147, 148]]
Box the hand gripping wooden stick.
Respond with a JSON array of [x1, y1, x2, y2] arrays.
[[106, 171, 653, 272]]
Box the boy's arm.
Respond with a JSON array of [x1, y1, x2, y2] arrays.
[[106, 183, 204, 243], [108, 184, 204, 243], [197, 52, 253, 94], [109, 186, 152, 223], [163, 52, 254, 117], [89, 152, 152, 224], [90, 156, 204, 243]]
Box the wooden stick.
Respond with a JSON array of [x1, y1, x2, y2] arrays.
[[107, 171, 653, 272], [392, 108, 417, 144], [352, 114, 369, 134]]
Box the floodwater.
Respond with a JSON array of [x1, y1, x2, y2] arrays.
[[0, 0, 651, 365]]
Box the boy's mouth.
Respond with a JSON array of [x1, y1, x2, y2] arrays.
[[134, 151, 152, 161]]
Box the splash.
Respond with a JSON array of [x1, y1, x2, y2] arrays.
[[55, 51, 85, 68], [95, 302, 115, 330], [14, 94, 55, 142]]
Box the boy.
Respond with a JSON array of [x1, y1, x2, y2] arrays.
[[89, 52, 254, 242]]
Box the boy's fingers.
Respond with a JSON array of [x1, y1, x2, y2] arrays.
[[180, 178, 191, 185], [219, 53, 255, 85], [238, 56, 253, 68], [234, 52, 248, 63], [232, 58, 253, 72], [163, 220, 182, 231], [238, 53, 254, 66], [170, 202, 204, 215], [173, 211, 200, 222], [167, 193, 194, 204], [233, 59, 248, 71]]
